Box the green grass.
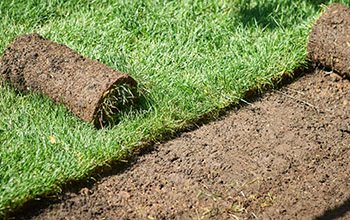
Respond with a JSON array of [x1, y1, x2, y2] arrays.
[[0, 0, 347, 216]]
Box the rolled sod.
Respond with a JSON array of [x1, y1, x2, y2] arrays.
[[308, 3, 350, 79], [0, 33, 137, 127]]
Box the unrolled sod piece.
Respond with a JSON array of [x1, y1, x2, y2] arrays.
[[308, 3, 350, 79], [0, 33, 137, 127]]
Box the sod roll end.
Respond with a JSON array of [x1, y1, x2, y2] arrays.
[[0, 33, 137, 127], [308, 3, 350, 79]]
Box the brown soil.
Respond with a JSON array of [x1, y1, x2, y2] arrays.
[[0, 34, 137, 127], [17, 68, 349, 220], [308, 3, 350, 79]]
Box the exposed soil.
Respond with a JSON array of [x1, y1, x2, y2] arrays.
[[15, 68, 348, 220]]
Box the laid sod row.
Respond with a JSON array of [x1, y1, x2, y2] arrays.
[[0, 0, 346, 217]]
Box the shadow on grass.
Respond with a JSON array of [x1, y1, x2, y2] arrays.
[[238, 1, 329, 29], [8, 64, 314, 219], [314, 197, 350, 220]]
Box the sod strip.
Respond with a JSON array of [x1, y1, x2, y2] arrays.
[[0, 34, 137, 127], [308, 3, 350, 79]]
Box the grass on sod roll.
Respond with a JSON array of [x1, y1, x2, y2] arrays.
[[0, 0, 346, 216], [96, 84, 139, 128]]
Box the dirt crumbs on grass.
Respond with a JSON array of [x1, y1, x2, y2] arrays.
[[27, 69, 349, 220]]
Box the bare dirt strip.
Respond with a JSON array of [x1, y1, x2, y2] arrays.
[[18, 68, 349, 219]]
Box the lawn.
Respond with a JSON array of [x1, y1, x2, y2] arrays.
[[0, 0, 345, 217]]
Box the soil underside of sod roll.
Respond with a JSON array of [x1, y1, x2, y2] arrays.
[[308, 3, 350, 79], [0, 34, 137, 127], [15, 68, 350, 220]]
